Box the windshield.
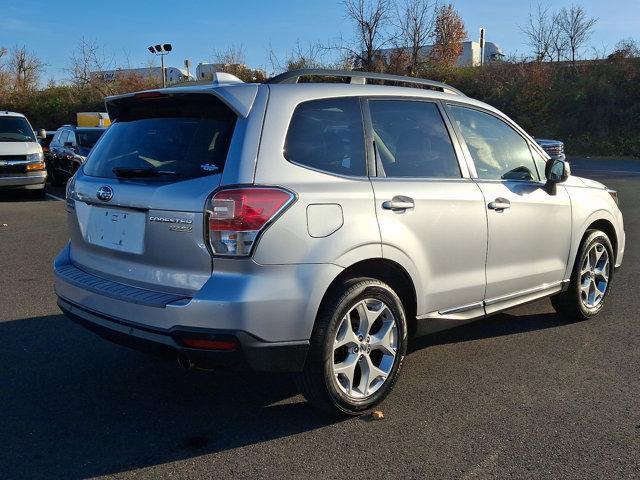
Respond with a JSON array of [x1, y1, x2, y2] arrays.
[[0, 117, 36, 142], [77, 129, 105, 149], [83, 94, 236, 180]]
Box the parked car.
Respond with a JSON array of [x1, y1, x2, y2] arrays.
[[38, 130, 56, 154], [0, 111, 47, 198], [47, 125, 106, 185], [535, 138, 566, 160], [54, 69, 625, 416]]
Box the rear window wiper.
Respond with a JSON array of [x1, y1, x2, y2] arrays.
[[112, 167, 180, 178]]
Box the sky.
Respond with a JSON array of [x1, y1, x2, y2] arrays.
[[1, 0, 639, 82]]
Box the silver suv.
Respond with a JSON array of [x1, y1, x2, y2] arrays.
[[54, 70, 625, 415]]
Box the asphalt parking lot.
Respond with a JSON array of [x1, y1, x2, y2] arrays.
[[1, 159, 639, 479]]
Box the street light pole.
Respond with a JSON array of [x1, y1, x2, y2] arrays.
[[148, 44, 172, 88], [160, 52, 165, 88]]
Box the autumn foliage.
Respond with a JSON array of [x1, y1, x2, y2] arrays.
[[428, 4, 467, 67]]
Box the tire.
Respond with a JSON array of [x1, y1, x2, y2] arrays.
[[550, 229, 614, 320], [297, 277, 408, 416]]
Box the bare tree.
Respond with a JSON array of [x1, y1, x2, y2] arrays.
[[550, 12, 569, 61], [521, 2, 554, 61], [342, 0, 393, 70], [268, 40, 326, 73], [396, 0, 437, 74], [213, 44, 246, 66], [557, 4, 598, 65], [9, 46, 44, 92], [0, 47, 9, 100], [429, 3, 467, 67], [67, 38, 114, 96], [212, 44, 266, 82], [608, 38, 640, 60]]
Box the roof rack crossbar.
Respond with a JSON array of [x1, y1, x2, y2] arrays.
[[266, 69, 465, 96]]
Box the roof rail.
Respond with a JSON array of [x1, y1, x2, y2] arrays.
[[266, 69, 464, 96]]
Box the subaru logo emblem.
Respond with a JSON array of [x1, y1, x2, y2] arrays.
[[96, 186, 113, 202]]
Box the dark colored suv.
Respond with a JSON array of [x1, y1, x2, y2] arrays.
[[47, 125, 105, 185]]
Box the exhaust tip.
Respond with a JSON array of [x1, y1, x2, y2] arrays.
[[177, 354, 194, 370]]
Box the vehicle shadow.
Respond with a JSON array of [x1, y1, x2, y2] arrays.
[[409, 308, 581, 353], [0, 314, 340, 479], [0, 189, 49, 203], [1, 308, 575, 478]]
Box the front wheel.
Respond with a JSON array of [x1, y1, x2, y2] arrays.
[[550, 229, 614, 320], [297, 278, 408, 416]]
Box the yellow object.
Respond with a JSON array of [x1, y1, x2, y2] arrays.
[[77, 112, 111, 127], [26, 162, 46, 171]]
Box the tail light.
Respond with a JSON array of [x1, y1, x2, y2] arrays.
[[205, 187, 295, 256]]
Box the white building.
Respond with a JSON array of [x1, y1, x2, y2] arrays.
[[195, 63, 227, 80], [92, 66, 195, 84], [195, 63, 254, 80], [378, 41, 504, 67]]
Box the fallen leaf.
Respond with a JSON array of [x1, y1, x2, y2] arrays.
[[371, 410, 384, 420]]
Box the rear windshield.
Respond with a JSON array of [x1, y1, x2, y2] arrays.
[[77, 129, 105, 148], [83, 94, 237, 180], [0, 116, 35, 142]]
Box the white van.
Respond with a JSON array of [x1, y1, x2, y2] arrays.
[[0, 111, 47, 197]]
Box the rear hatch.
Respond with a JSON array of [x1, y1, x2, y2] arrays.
[[67, 91, 239, 294]]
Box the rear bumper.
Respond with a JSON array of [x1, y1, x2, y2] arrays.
[[54, 243, 342, 372], [0, 172, 47, 188], [58, 297, 309, 372]]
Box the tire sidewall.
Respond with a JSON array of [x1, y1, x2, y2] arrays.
[[572, 230, 614, 318], [321, 281, 407, 414]]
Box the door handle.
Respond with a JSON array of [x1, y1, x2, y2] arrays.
[[488, 198, 511, 211], [382, 197, 415, 211]]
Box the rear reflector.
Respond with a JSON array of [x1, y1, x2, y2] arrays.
[[180, 338, 238, 351], [206, 187, 295, 256]]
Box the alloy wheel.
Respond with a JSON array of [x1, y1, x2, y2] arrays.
[[580, 242, 610, 309], [332, 298, 398, 399]]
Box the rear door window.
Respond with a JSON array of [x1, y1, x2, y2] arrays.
[[368, 100, 461, 178], [448, 105, 540, 181], [59, 130, 69, 145], [83, 94, 237, 180], [284, 97, 366, 176], [77, 130, 104, 148]]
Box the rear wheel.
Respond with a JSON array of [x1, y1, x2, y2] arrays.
[[550, 229, 614, 320], [297, 278, 407, 416]]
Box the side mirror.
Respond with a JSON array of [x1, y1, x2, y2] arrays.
[[36, 129, 47, 139], [545, 159, 570, 194]]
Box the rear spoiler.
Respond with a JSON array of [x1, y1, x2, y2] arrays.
[[104, 84, 259, 119]]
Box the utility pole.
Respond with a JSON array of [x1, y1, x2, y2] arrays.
[[479, 28, 485, 66], [148, 44, 172, 88]]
